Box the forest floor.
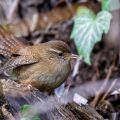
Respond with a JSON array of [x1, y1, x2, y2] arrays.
[[0, 0, 120, 120]]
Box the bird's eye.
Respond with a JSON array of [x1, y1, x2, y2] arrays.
[[58, 52, 63, 57]]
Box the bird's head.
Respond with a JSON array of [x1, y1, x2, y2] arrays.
[[40, 40, 80, 64]]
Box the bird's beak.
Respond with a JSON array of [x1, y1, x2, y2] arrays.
[[70, 54, 82, 60]]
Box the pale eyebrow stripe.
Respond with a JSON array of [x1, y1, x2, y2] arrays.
[[48, 48, 62, 54]]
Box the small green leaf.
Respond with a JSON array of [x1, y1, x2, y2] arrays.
[[102, 0, 111, 11], [21, 116, 41, 120], [21, 104, 32, 113], [75, 6, 95, 18], [71, 7, 112, 64], [21, 104, 41, 120]]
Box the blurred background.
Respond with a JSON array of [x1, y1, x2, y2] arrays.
[[0, 0, 120, 120]]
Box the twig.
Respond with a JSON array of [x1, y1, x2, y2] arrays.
[[33, 23, 52, 45], [72, 57, 82, 79], [7, 0, 20, 23], [91, 59, 115, 107], [65, 0, 74, 14], [30, 12, 39, 32], [92, 64, 100, 82], [78, 0, 88, 3], [33, 30, 57, 37], [99, 78, 117, 103]]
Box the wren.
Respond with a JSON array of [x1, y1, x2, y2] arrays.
[[0, 27, 79, 92]]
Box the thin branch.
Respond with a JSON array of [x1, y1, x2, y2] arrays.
[[91, 58, 115, 107], [33, 23, 52, 45], [72, 57, 82, 78], [7, 0, 20, 23], [99, 78, 117, 103]]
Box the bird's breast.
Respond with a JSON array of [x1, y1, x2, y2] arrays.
[[37, 62, 71, 89], [14, 61, 71, 91]]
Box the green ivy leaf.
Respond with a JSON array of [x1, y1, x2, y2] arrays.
[[21, 104, 32, 113], [21, 104, 41, 120], [102, 0, 111, 11], [71, 7, 112, 64]]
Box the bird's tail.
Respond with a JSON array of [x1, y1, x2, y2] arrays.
[[0, 25, 24, 58]]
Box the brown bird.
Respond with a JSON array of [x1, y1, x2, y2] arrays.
[[0, 26, 79, 92]]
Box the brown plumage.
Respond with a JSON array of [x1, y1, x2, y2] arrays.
[[0, 26, 78, 92], [0, 26, 24, 57]]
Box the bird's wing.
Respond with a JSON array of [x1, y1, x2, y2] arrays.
[[0, 25, 25, 57], [0, 55, 39, 74]]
